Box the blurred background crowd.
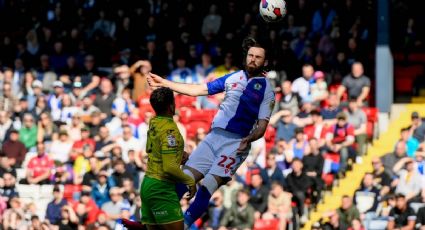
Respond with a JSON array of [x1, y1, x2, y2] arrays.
[[0, 0, 424, 229]]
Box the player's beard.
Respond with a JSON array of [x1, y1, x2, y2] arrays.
[[245, 62, 263, 76]]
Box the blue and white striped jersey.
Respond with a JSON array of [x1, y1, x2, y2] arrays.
[[206, 70, 275, 137]]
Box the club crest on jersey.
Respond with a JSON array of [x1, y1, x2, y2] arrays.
[[167, 134, 177, 147], [254, 83, 262, 90]]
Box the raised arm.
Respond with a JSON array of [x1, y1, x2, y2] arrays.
[[147, 73, 209, 96]]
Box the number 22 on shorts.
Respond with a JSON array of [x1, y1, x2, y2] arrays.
[[217, 155, 236, 169]]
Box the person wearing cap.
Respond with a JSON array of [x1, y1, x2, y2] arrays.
[[409, 111, 425, 144], [50, 130, 73, 163], [311, 70, 328, 103], [48, 80, 65, 121], [70, 81, 86, 102], [392, 157, 423, 201], [91, 170, 116, 207], [325, 112, 356, 176], [338, 62, 371, 106], [46, 185, 67, 225], [27, 79, 44, 110], [1, 128, 26, 167], [387, 194, 416, 230]]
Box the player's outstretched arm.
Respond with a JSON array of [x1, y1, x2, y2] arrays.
[[147, 73, 209, 96]]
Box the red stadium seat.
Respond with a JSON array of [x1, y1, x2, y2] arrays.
[[63, 184, 82, 200], [179, 108, 217, 124], [322, 173, 335, 188], [264, 125, 276, 152], [184, 120, 211, 139], [175, 94, 197, 109], [254, 218, 280, 230], [362, 107, 378, 123]]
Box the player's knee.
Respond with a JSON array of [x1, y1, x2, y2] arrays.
[[201, 174, 220, 195]]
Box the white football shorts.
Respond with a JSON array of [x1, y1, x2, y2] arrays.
[[185, 128, 250, 178]]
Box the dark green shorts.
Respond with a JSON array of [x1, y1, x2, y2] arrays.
[[140, 176, 183, 224]]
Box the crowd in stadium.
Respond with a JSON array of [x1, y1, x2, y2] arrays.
[[0, 0, 424, 230]]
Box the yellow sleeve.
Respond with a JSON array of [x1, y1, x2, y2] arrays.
[[162, 154, 195, 186]]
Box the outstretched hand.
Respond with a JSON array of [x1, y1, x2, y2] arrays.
[[147, 73, 166, 89], [237, 137, 250, 155]]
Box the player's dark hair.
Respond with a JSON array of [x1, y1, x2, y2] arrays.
[[242, 37, 268, 61], [150, 87, 175, 115]]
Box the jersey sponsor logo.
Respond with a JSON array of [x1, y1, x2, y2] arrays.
[[167, 134, 177, 147], [254, 83, 262, 90]]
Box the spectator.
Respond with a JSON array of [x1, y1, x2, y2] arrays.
[[2, 197, 26, 230], [201, 4, 222, 37], [23, 142, 54, 185], [336, 195, 360, 229], [311, 70, 329, 104], [248, 173, 269, 219], [400, 127, 420, 158], [320, 211, 348, 230], [1, 129, 27, 167], [321, 93, 343, 122], [270, 109, 298, 147], [274, 80, 301, 116], [387, 194, 416, 230], [0, 155, 17, 178], [49, 130, 73, 163], [304, 109, 328, 148], [303, 138, 325, 197], [115, 125, 142, 163], [111, 159, 132, 187], [94, 79, 116, 120], [19, 113, 38, 150], [0, 172, 19, 201], [71, 126, 96, 160], [325, 112, 356, 176], [409, 111, 425, 144], [345, 97, 367, 156], [0, 82, 19, 113], [292, 64, 314, 103], [371, 157, 392, 197], [337, 62, 371, 106], [381, 141, 408, 177], [37, 112, 59, 143], [353, 173, 380, 229], [194, 53, 215, 81], [262, 182, 293, 230], [167, 56, 199, 84], [48, 81, 66, 121], [0, 111, 13, 143], [112, 88, 135, 117], [45, 185, 67, 225], [206, 190, 225, 230], [220, 177, 243, 209], [417, 206, 425, 229], [102, 187, 126, 229], [286, 158, 313, 222], [288, 127, 311, 160], [265, 153, 286, 188], [219, 188, 255, 230], [56, 205, 79, 229], [393, 157, 423, 201]]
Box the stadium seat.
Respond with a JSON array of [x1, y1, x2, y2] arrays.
[[184, 120, 211, 139], [16, 184, 40, 199], [40, 185, 54, 198], [179, 108, 217, 124], [63, 184, 82, 201], [175, 94, 197, 109], [264, 125, 276, 152], [254, 218, 280, 230]]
